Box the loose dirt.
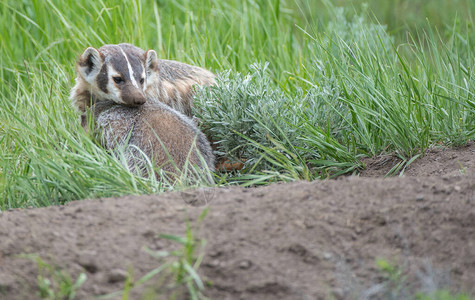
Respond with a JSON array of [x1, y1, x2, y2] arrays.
[[0, 142, 474, 299], [360, 142, 474, 178]]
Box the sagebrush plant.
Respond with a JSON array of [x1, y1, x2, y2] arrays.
[[0, 0, 474, 208], [193, 62, 362, 183]]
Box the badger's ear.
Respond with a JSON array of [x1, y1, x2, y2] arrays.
[[77, 47, 103, 84], [144, 50, 158, 77]]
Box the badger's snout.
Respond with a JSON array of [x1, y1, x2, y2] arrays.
[[122, 84, 147, 107]]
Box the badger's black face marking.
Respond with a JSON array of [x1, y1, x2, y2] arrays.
[[140, 78, 144, 85], [96, 64, 109, 93]]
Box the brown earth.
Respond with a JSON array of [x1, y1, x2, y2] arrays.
[[360, 141, 475, 178], [0, 142, 474, 299]]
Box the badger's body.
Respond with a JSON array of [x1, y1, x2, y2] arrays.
[[69, 43, 215, 117], [86, 99, 215, 176], [144, 57, 215, 117], [70, 43, 215, 176]]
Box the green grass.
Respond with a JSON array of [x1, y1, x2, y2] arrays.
[[0, 0, 474, 209], [21, 254, 87, 300]]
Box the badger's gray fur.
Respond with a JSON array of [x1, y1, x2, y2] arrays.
[[70, 43, 215, 176], [69, 43, 215, 117], [84, 99, 215, 177]]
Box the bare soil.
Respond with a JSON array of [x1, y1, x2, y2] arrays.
[[0, 142, 474, 299], [360, 142, 475, 177]]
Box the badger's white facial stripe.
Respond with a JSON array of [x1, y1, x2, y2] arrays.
[[119, 47, 139, 89]]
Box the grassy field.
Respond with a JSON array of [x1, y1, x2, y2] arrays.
[[0, 0, 474, 209]]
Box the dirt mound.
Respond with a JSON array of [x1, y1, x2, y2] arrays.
[[0, 144, 474, 299], [360, 141, 474, 177]]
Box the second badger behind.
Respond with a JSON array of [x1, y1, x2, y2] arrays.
[[84, 99, 215, 177]]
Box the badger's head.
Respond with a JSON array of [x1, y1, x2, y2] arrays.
[[73, 44, 156, 109]]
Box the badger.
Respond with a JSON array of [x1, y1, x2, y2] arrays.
[[70, 44, 215, 177], [69, 43, 215, 117]]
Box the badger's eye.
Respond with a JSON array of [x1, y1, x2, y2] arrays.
[[140, 78, 145, 84], [113, 77, 124, 84]]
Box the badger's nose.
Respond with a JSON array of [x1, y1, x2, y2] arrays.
[[134, 98, 146, 105]]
